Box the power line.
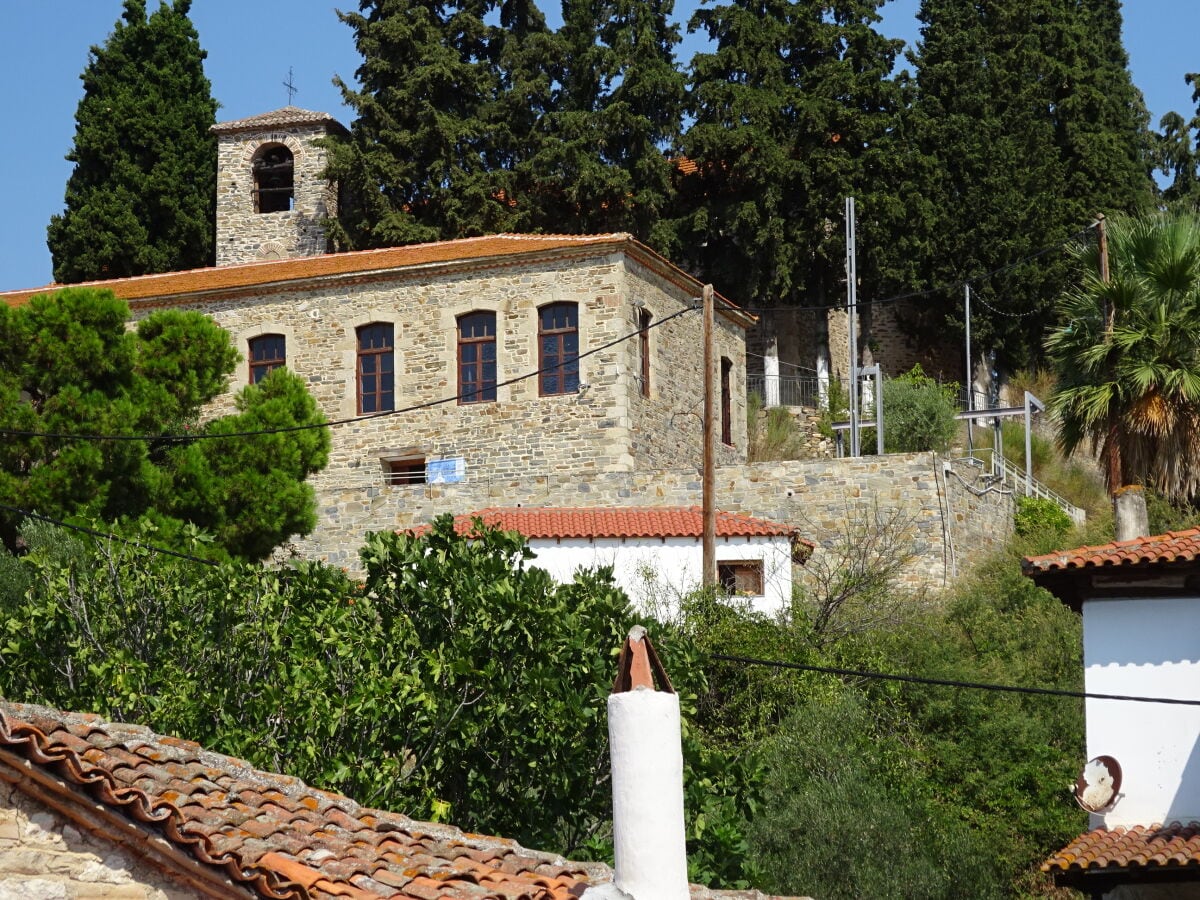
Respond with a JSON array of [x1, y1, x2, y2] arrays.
[[0, 306, 695, 445], [745, 223, 1097, 314], [0, 503, 220, 567], [710, 651, 1200, 707]]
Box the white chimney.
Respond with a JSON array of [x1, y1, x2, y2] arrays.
[[585, 626, 690, 900]]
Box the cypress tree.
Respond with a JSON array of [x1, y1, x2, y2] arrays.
[[326, 0, 511, 249], [513, 0, 685, 246], [672, 0, 908, 309], [47, 0, 217, 284], [905, 0, 1154, 368]]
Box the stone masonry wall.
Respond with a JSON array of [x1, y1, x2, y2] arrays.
[[748, 299, 962, 384], [0, 780, 203, 899], [214, 123, 335, 266], [129, 251, 746, 555], [292, 451, 1014, 587]]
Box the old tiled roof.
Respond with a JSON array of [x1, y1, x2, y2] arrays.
[[1044, 822, 1200, 884], [426, 506, 811, 543], [0, 703, 597, 899], [0, 234, 753, 327], [212, 106, 345, 134], [1022, 527, 1200, 575], [0, 703, 800, 900]]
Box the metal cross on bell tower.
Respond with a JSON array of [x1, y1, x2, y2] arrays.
[[283, 67, 298, 105]]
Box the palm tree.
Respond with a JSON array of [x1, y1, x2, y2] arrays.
[[1047, 212, 1200, 502]]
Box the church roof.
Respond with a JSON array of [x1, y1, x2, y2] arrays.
[[1, 233, 755, 328], [212, 106, 346, 135]]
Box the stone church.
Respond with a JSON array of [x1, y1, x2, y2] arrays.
[[3, 107, 752, 566]]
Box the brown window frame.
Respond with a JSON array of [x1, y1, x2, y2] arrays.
[[720, 356, 733, 446], [637, 309, 651, 398], [248, 333, 286, 384], [357, 323, 395, 415], [718, 560, 764, 596], [538, 302, 580, 396], [252, 143, 294, 213], [457, 311, 497, 404]]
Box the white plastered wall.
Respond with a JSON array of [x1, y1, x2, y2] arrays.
[[1083, 595, 1200, 828], [523, 535, 794, 616]]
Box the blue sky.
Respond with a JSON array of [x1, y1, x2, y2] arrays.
[[0, 0, 1194, 290]]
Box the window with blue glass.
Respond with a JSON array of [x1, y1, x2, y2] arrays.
[[248, 334, 286, 384], [457, 312, 497, 403], [538, 303, 579, 396], [357, 323, 394, 414]]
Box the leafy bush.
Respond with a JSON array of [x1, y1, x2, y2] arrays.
[[747, 391, 801, 461], [876, 365, 960, 453], [1014, 496, 1072, 539]]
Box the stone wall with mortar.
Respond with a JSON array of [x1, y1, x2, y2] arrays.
[[0, 780, 204, 899], [129, 250, 746, 559], [214, 123, 336, 266], [749, 299, 962, 384], [290, 451, 1014, 587]]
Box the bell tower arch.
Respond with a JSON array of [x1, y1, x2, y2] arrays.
[[211, 106, 346, 266]]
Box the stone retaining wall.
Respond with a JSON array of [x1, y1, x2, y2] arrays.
[[0, 781, 202, 899], [295, 453, 1015, 589]]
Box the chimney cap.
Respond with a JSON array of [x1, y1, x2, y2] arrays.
[[612, 627, 675, 694]]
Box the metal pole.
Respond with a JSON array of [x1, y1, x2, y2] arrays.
[[1024, 391, 1033, 498], [965, 283, 973, 454], [702, 285, 717, 588], [845, 197, 859, 457]]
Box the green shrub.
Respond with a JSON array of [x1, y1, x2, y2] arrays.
[[1014, 496, 1072, 539], [877, 365, 959, 453]]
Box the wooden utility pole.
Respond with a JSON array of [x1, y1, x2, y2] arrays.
[[702, 284, 717, 588]]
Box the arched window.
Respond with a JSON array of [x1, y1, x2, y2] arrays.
[[538, 303, 579, 396], [252, 144, 294, 213], [357, 323, 394, 414], [457, 311, 497, 403], [248, 334, 286, 384]]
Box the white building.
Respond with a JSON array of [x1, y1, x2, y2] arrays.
[[1026, 527, 1200, 898], [434, 507, 811, 617]]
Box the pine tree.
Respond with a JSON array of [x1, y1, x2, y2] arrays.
[[671, 0, 908, 310], [1156, 73, 1200, 208], [46, 0, 217, 284], [904, 0, 1154, 368]]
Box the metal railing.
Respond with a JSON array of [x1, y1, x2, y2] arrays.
[[747, 375, 825, 409], [955, 448, 1086, 525]]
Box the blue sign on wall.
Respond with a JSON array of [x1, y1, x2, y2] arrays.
[[426, 457, 465, 484]]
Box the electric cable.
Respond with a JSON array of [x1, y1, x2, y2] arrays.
[[710, 651, 1200, 707], [745, 223, 1097, 314], [0, 305, 696, 444], [0, 502, 220, 567]]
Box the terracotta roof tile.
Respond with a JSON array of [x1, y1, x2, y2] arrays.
[[419, 506, 810, 543], [0, 703, 803, 900], [212, 106, 345, 134], [0, 234, 754, 328], [1044, 822, 1200, 876], [1022, 527, 1200, 575]]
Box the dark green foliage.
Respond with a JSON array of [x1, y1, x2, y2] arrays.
[[672, 0, 912, 310], [751, 693, 1003, 900], [675, 526, 1086, 896], [47, 0, 217, 283], [0, 288, 328, 561], [903, 0, 1155, 369], [877, 365, 959, 453], [0, 516, 758, 885], [1155, 73, 1200, 209], [1014, 496, 1073, 539], [325, 0, 522, 248]]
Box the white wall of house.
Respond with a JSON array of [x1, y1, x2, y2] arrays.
[[522, 535, 794, 617], [1084, 596, 1200, 828]]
